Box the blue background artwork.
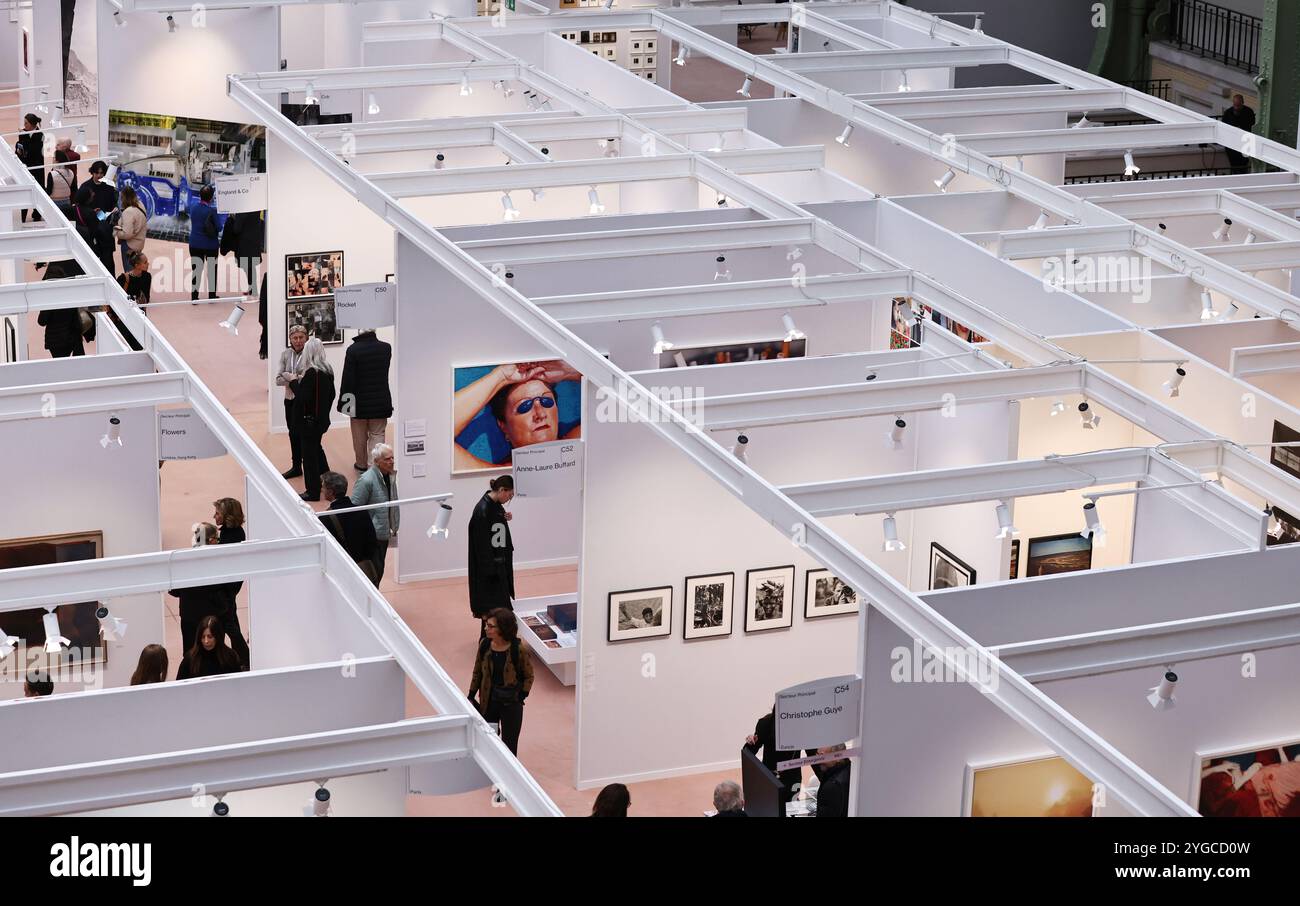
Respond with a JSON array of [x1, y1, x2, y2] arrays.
[[453, 364, 582, 468]]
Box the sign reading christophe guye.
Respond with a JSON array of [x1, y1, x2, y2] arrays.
[[774, 675, 862, 751], [159, 408, 226, 461], [214, 173, 267, 214], [512, 439, 582, 498], [334, 281, 396, 329]]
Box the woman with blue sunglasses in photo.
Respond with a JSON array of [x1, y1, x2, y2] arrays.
[[452, 360, 581, 472]]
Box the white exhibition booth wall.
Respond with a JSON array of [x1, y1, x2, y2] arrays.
[[0, 371, 162, 698], [282, 0, 473, 73]]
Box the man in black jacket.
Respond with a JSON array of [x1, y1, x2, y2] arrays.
[[744, 705, 802, 806], [337, 329, 393, 472], [319, 471, 378, 582], [73, 161, 118, 274], [220, 210, 265, 295], [814, 745, 852, 818], [1222, 94, 1256, 174]]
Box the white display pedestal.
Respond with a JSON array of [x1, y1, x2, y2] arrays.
[[516, 594, 577, 686]]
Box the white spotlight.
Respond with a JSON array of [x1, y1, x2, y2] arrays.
[[50, 103, 63, 128], [42, 610, 69, 654], [673, 352, 688, 368], [167, 14, 178, 33], [434, 153, 445, 170], [1213, 218, 1232, 242], [1220, 300, 1240, 321], [731, 433, 749, 463], [1078, 400, 1100, 429], [1049, 399, 1067, 416], [1200, 288, 1217, 320], [502, 82, 515, 98], [713, 255, 731, 282], [651, 322, 673, 355], [1162, 366, 1187, 398], [1244, 228, 1258, 245], [737, 75, 753, 98], [603, 138, 618, 159], [1081, 499, 1105, 542], [426, 503, 453, 539], [886, 416, 906, 449], [1146, 668, 1178, 711], [782, 313, 805, 342], [882, 513, 906, 552], [367, 93, 380, 116], [1072, 113, 1090, 129], [0, 627, 19, 661], [219, 305, 246, 335], [73, 127, 89, 155], [1028, 210, 1048, 231], [96, 605, 127, 643], [212, 799, 230, 817], [897, 70, 911, 92], [587, 187, 605, 214], [35, 90, 49, 117], [835, 122, 854, 146], [716, 192, 729, 208], [531, 187, 546, 202], [994, 500, 1018, 540], [100, 414, 123, 449], [934, 168, 956, 192], [973, 13, 983, 32], [460, 74, 473, 97], [1123, 150, 1140, 177], [501, 193, 521, 221], [312, 786, 332, 817], [604, 0, 615, 9], [674, 45, 688, 66], [114, 10, 127, 28], [304, 81, 319, 106]]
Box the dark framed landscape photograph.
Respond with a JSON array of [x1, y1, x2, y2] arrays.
[[1025, 533, 1093, 577], [683, 572, 733, 639]]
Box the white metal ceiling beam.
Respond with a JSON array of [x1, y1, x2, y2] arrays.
[[633, 107, 750, 136], [0, 716, 472, 817], [1229, 184, 1300, 210], [909, 272, 1066, 366], [766, 44, 1010, 73], [0, 537, 323, 611], [1081, 364, 1215, 445], [536, 271, 911, 324], [955, 122, 1216, 157], [1228, 341, 1300, 377], [1144, 449, 1266, 549], [702, 145, 826, 174], [457, 217, 816, 265], [493, 125, 550, 164], [0, 351, 154, 390], [782, 448, 1152, 517], [0, 371, 187, 422], [233, 62, 520, 94], [0, 185, 38, 211], [870, 88, 1127, 119], [369, 153, 695, 198], [793, 7, 900, 50], [967, 224, 1136, 259], [0, 275, 118, 315], [693, 362, 1084, 429], [1193, 240, 1300, 271], [0, 227, 79, 261]]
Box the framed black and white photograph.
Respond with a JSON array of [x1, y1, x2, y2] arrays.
[[804, 569, 859, 619], [929, 542, 976, 590], [286, 251, 345, 299], [285, 297, 343, 346], [1008, 539, 1020, 580], [745, 565, 795, 632], [683, 572, 733, 639], [607, 586, 672, 642]]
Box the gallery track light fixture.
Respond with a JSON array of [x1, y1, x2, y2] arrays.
[[1200, 288, 1217, 321], [1050, 399, 1066, 416], [100, 413, 123, 450], [313, 785, 332, 817], [1221, 300, 1240, 321], [973, 13, 983, 32], [737, 75, 753, 98], [501, 192, 521, 221], [1147, 667, 1177, 711], [42, 609, 69, 654], [531, 187, 545, 202], [114, 10, 126, 28], [1080, 499, 1106, 543], [367, 93, 380, 116], [1123, 150, 1140, 177], [603, 138, 618, 159], [73, 127, 88, 155], [1213, 218, 1232, 242], [731, 433, 749, 463], [434, 153, 445, 170], [587, 187, 605, 215], [1028, 210, 1048, 231], [167, 14, 177, 33], [1244, 228, 1258, 245], [714, 255, 731, 282], [886, 415, 907, 449], [604, 0, 615, 9], [0, 627, 18, 661], [1072, 113, 1090, 129], [835, 122, 854, 146], [96, 605, 127, 643], [1078, 400, 1100, 430], [651, 322, 673, 355], [219, 305, 245, 335], [213, 798, 230, 817], [782, 313, 805, 342], [716, 192, 729, 208], [994, 500, 1018, 540], [35, 89, 49, 117], [304, 82, 319, 106], [934, 168, 956, 193], [460, 74, 473, 97], [1162, 365, 1187, 398], [897, 70, 911, 92], [882, 513, 906, 552], [426, 503, 453, 539], [674, 45, 688, 66]]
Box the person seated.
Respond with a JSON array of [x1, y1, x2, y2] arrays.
[[814, 744, 852, 818], [711, 780, 746, 817]]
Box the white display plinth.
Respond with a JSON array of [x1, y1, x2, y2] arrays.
[[515, 594, 577, 686]]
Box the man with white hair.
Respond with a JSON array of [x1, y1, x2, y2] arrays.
[[275, 324, 310, 479], [352, 442, 399, 584], [712, 781, 746, 817]]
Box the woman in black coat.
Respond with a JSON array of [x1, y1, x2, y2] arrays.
[[15, 113, 43, 223], [36, 260, 90, 357], [467, 475, 515, 630], [176, 615, 242, 680], [337, 329, 394, 471], [290, 338, 335, 501]]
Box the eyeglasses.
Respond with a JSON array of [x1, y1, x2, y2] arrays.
[[515, 396, 556, 415]]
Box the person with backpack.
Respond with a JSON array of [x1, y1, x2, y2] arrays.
[[468, 608, 534, 758], [187, 184, 221, 301]]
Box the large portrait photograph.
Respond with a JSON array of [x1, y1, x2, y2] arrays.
[[683, 572, 733, 640], [660, 338, 807, 369], [1196, 738, 1300, 817], [608, 586, 672, 642], [965, 755, 1095, 817], [804, 569, 858, 619], [745, 565, 795, 633], [286, 251, 345, 299], [0, 531, 107, 667], [453, 361, 582, 473]]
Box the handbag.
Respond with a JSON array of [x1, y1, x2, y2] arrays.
[[487, 639, 524, 706]]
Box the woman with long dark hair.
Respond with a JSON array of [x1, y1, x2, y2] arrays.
[[176, 615, 241, 680], [467, 608, 533, 759], [590, 784, 631, 817], [113, 185, 147, 274], [211, 497, 250, 668], [129, 644, 169, 685], [468, 475, 515, 632]]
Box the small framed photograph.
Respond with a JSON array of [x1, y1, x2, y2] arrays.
[[929, 542, 976, 590], [285, 297, 343, 346], [963, 754, 1096, 817], [1192, 736, 1300, 817], [607, 586, 672, 642], [1008, 539, 1020, 580], [683, 572, 733, 640], [745, 565, 795, 632], [285, 251, 344, 299], [804, 569, 858, 619]]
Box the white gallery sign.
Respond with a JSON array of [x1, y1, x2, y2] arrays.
[[334, 281, 396, 329], [775, 675, 862, 751], [214, 173, 267, 214], [512, 440, 582, 498], [159, 408, 226, 461]]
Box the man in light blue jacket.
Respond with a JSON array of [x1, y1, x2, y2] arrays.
[[351, 442, 399, 583]]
